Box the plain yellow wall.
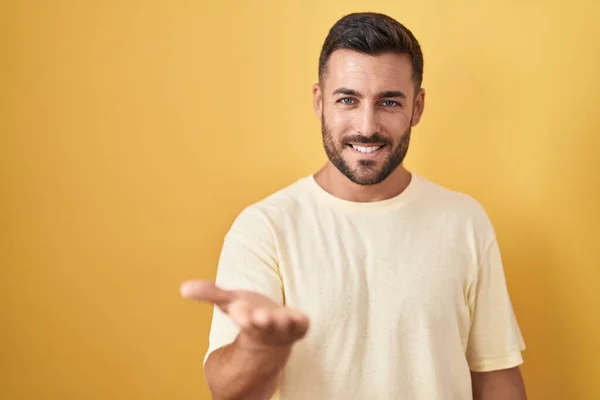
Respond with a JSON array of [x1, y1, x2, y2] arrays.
[[1, 1, 599, 399]]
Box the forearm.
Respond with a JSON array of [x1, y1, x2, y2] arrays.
[[204, 334, 291, 400], [471, 368, 526, 400], [472, 385, 526, 400]]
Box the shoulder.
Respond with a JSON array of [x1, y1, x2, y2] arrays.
[[414, 174, 497, 237], [227, 176, 313, 236], [416, 175, 488, 213]]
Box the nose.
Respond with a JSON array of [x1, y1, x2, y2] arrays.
[[355, 104, 380, 137]]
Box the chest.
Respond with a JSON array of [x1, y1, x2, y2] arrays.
[[276, 211, 473, 335]]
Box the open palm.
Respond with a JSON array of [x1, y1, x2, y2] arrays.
[[181, 280, 309, 347]]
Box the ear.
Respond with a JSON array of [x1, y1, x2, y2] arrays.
[[312, 82, 323, 120], [411, 87, 425, 126]]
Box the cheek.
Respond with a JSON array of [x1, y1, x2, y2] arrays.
[[381, 113, 410, 136], [325, 111, 352, 136]]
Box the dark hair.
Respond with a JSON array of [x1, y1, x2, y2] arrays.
[[318, 12, 424, 89]]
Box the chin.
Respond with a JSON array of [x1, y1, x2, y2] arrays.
[[346, 169, 387, 186]]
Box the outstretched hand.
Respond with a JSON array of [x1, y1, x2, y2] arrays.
[[180, 280, 309, 348]]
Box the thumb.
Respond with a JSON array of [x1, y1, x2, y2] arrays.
[[180, 280, 234, 306]]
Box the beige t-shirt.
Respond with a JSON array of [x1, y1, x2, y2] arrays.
[[204, 173, 526, 399]]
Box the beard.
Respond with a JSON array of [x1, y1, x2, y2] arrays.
[[321, 116, 412, 186]]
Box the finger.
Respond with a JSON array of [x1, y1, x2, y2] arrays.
[[180, 280, 234, 306], [277, 308, 300, 330], [248, 308, 295, 344], [227, 301, 253, 329], [250, 308, 275, 331], [246, 308, 309, 345], [279, 309, 309, 338], [289, 311, 310, 337]]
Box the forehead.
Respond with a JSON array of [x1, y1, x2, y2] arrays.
[[324, 49, 414, 97]]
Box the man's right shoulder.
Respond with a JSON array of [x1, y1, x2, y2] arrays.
[[227, 176, 313, 235]]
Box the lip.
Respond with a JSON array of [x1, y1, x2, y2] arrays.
[[347, 143, 386, 157]]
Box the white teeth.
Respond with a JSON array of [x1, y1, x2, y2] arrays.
[[351, 145, 382, 154]]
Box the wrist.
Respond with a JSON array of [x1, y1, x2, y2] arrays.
[[235, 332, 293, 360]]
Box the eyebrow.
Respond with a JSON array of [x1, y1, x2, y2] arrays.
[[332, 87, 406, 99]]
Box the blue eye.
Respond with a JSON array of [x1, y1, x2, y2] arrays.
[[338, 97, 355, 105], [382, 100, 399, 107]]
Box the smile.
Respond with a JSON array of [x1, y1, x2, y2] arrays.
[[349, 144, 384, 154]]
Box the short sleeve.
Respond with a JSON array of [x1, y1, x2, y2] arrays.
[[466, 237, 526, 372], [203, 207, 284, 364]]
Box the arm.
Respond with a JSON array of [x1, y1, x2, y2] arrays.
[[471, 367, 526, 400], [466, 233, 527, 398], [204, 334, 291, 400], [182, 281, 309, 400], [182, 207, 308, 400]]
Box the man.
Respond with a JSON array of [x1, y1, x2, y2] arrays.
[[181, 12, 527, 400]]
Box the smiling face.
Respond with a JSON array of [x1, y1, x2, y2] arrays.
[[314, 49, 425, 186]]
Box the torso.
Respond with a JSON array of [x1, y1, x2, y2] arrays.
[[263, 174, 489, 399]]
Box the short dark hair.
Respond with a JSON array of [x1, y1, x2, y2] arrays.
[[318, 12, 424, 90]]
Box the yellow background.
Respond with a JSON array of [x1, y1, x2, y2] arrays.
[[2, 1, 599, 399]]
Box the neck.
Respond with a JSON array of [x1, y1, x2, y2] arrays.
[[313, 162, 412, 203]]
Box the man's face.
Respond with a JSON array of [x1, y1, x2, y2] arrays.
[[313, 50, 424, 186]]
